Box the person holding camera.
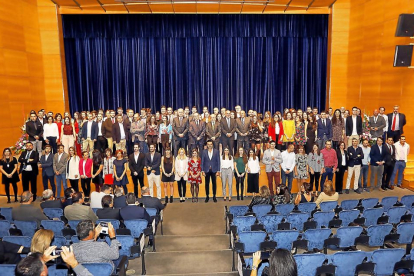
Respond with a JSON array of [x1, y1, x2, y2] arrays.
[[72, 220, 120, 272]]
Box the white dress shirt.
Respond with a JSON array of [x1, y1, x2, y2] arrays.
[[97, 121, 103, 136], [43, 123, 59, 138], [119, 123, 126, 140], [87, 121, 92, 138], [220, 158, 234, 170], [394, 141, 410, 162], [247, 158, 260, 174], [281, 151, 296, 172], [352, 116, 358, 135]]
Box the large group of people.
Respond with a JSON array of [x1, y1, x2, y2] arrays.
[[0, 104, 410, 204]]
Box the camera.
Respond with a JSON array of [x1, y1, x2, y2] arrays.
[[99, 222, 109, 235], [52, 248, 63, 256]]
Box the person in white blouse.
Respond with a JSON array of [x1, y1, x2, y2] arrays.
[[175, 148, 189, 202], [220, 147, 234, 201], [103, 148, 116, 185], [66, 146, 80, 192], [43, 116, 59, 154], [281, 144, 296, 193], [246, 149, 261, 196]]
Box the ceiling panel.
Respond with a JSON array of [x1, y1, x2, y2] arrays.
[[219, 3, 242, 13], [196, 3, 220, 13], [262, 4, 287, 12], [126, 3, 152, 12], [312, 0, 336, 7], [54, 0, 79, 7], [104, 4, 129, 11], [173, 3, 197, 13], [241, 4, 266, 13], [148, 3, 174, 13], [289, 0, 313, 7]]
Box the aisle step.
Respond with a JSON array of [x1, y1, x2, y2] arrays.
[[153, 235, 230, 252]]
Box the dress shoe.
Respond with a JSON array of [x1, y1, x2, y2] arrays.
[[388, 186, 394, 190], [345, 189, 349, 194], [170, 196, 173, 203], [6, 201, 11, 204], [354, 189, 361, 194], [213, 197, 217, 203], [338, 191, 343, 194], [379, 188, 385, 192], [205, 197, 209, 203], [237, 196, 240, 201], [364, 188, 370, 193]]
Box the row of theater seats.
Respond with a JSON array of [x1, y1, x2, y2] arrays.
[[0, 207, 165, 275]]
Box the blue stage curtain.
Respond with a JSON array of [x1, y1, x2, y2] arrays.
[[62, 14, 328, 113]]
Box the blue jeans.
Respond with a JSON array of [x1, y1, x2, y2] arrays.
[[56, 173, 67, 198], [320, 168, 334, 191], [281, 170, 293, 193], [390, 160, 406, 186], [358, 164, 369, 189]]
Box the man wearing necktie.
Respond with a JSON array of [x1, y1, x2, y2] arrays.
[[387, 105, 406, 143], [382, 137, 396, 190], [205, 114, 221, 150], [236, 110, 251, 154], [172, 108, 189, 156], [18, 142, 40, 201], [369, 137, 388, 191], [189, 112, 206, 153], [316, 111, 333, 150], [220, 110, 236, 155], [369, 109, 386, 139]]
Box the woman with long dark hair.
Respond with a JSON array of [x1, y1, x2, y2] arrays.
[[43, 116, 59, 154], [91, 150, 104, 192], [335, 141, 348, 194], [220, 147, 234, 201], [249, 115, 263, 161], [305, 113, 317, 154], [246, 148, 260, 196], [234, 147, 247, 201], [273, 184, 295, 205], [66, 146, 80, 192], [332, 109, 345, 150], [268, 112, 284, 151], [307, 144, 324, 192], [79, 151, 93, 198], [0, 148, 19, 203], [161, 147, 175, 203], [146, 115, 159, 151], [188, 148, 202, 202], [251, 249, 298, 276]]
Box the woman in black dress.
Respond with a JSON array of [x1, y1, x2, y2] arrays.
[[91, 150, 104, 192], [305, 113, 317, 154], [335, 142, 348, 194], [0, 148, 19, 203], [161, 148, 175, 203]]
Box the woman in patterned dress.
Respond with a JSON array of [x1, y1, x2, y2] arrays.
[[249, 115, 263, 161], [294, 146, 308, 192], [262, 111, 271, 151], [331, 109, 345, 150], [294, 116, 306, 147], [188, 148, 202, 202]]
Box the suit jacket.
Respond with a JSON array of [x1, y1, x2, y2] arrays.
[[64, 203, 98, 223], [387, 113, 407, 134], [53, 152, 69, 175], [347, 146, 364, 167], [96, 207, 121, 221], [236, 117, 251, 138], [316, 118, 333, 139], [26, 120, 43, 141], [384, 144, 396, 165], [40, 199, 63, 209], [345, 116, 363, 136], [189, 120, 206, 144], [205, 121, 221, 141], [262, 149, 283, 172], [102, 118, 114, 138], [220, 117, 237, 137], [40, 153, 54, 177], [12, 204, 48, 227], [370, 144, 388, 166], [112, 121, 131, 143], [120, 205, 151, 224], [369, 116, 386, 138], [129, 153, 146, 177], [201, 149, 220, 173], [139, 195, 165, 212], [113, 196, 127, 209], [172, 117, 189, 139], [18, 150, 39, 175], [80, 121, 98, 140], [146, 152, 161, 175], [336, 149, 348, 167]]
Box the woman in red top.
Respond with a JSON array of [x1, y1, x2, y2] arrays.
[[61, 116, 76, 154], [79, 151, 93, 198], [55, 113, 63, 145], [268, 112, 284, 150], [73, 112, 82, 157], [188, 149, 202, 202]]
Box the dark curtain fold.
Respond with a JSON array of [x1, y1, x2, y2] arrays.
[[63, 14, 328, 113]]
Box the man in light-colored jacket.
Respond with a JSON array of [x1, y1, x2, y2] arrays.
[[53, 145, 69, 199], [262, 140, 283, 195]]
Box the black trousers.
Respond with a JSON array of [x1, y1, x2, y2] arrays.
[[132, 173, 145, 198], [4, 182, 18, 202], [234, 172, 245, 198], [81, 178, 91, 197], [309, 172, 321, 191], [177, 177, 187, 197], [388, 130, 401, 143], [335, 166, 347, 193], [221, 136, 234, 155], [205, 170, 217, 198], [95, 136, 107, 153], [382, 162, 395, 189], [46, 136, 58, 154], [22, 170, 37, 200], [69, 179, 79, 192]]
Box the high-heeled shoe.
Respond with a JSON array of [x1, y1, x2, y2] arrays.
[[165, 196, 168, 203], [170, 196, 173, 203]]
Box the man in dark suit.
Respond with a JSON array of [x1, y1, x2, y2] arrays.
[[382, 137, 396, 190], [172, 108, 189, 156], [96, 195, 121, 220], [387, 105, 406, 142], [39, 145, 55, 196], [189, 112, 206, 153], [369, 137, 388, 191], [316, 111, 333, 149], [146, 144, 162, 199], [345, 138, 364, 194], [80, 113, 98, 157], [18, 142, 40, 201], [236, 111, 251, 154], [26, 112, 44, 157], [129, 144, 146, 198], [120, 193, 151, 223], [112, 114, 130, 158], [40, 189, 63, 209], [139, 186, 165, 212], [201, 140, 221, 203], [220, 110, 236, 155], [12, 191, 48, 227], [205, 114, 221, 150], [345, 107, 362, 146]]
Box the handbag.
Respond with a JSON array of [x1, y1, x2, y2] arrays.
[[104, 174, 114, 185]]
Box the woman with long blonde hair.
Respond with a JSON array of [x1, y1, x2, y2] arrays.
[[175, 148, 188, 202]]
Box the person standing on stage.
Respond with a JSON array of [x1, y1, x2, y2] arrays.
[[205, 114, 221, 150], [387, 105, 406, 142], [26, 113, 44, 157], [112, 114, 130, 158], [201, 140, 220, 203], [19, 141, 39, 201], [0, 148, 20, 203], [320, 140, 338, 191], [161, 147, 175, 203], [262, 140, 283, 196], [390, 136, 410, 188], [188, 148, 202, 202], [129, 144, 146, 198], [345, 138, 364, 194], [281, 144, 296, 193], [175, 148, 188, 202], [220, 110, 237, 155], [146, 144, 162, 199], [345, 107, 362, 147], [369, 109, 386, 140], [382, 137, 396, 190], [102, 110, 115, 151], [189, 112, 206, 153], [172, 108, 189, 156]]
